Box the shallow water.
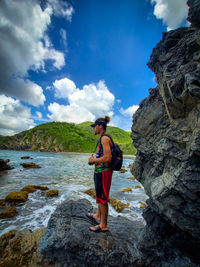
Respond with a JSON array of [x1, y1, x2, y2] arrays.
[[0, 150, 148, 236]]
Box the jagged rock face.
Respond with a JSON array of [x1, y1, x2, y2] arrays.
[[131, 0, 200, 248], [187, 0, 200, 27]]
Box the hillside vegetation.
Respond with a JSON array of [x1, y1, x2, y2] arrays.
[[0, 122, 136, 155]]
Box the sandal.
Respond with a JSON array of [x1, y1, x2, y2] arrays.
[[86, 213, 100, 224], [89, 225, 109, 232]]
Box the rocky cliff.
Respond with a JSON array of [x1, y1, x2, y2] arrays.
[[131, 0, 200, 265]]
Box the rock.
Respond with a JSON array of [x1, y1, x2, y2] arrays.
[[84, 188, 96, 199], [34, 185, 49, 191], [135, 185, 142, 189], [120, 188, 132, 192], [21, 185, 37, 193], [20, 162, 41, 169], [187, 0, 200, 27], [0, 199, 5, 209], [128, 176, 136, 180], [109, 197, 130, 212], [21, 185, 49, 193], [38, 199, 143, 266], [46, 189, 59, 197], [0, 158, 13, 172], [138, 202, 147, 209], [21, 156, 33, 159], [0, 228, 45, 267], [84, 189, 130, 212], [0, 207, 18, 219], [119, 168, 128, 173], [131, 0, 200, 265], [5, 191, 29, 204]]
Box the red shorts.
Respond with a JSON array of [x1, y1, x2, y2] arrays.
[[94, 169, 113, 204]]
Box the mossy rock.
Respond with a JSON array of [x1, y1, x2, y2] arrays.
[[46, 189, 59, 197], [120, 188, 132, 192], [109, 197, 130, 212], [5, 191, 28, 204], [21, 185, 49, 193], [135, 185, 142, 189], [21, 156, 33, 159], [21, 185, 37, 193], [119, 168, 128, 173], [128, 176, 136, 180], [0, 199, 5, 209], [84, 188, 96, 199], [20, 162, 41, 169], [128, 163, 133, 168], [0, 208, 18, 219], [35, 185, 49, 191], [0, 228, 45, 267], [138, 201, 147, 209]]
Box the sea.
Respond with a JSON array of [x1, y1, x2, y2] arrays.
[[0, 150, 148, 236]]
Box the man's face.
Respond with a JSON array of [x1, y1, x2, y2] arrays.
[[93, 125, 99, 135]]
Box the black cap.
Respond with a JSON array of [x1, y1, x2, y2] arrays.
[[90, 120, 106, 128]]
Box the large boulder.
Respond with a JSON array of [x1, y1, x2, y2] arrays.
[[37, 199, 144, 267]]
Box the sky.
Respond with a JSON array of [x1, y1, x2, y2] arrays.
[[0, 0, 189, 135]]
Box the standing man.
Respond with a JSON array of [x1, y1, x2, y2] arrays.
[[87, 116, 113, 232]]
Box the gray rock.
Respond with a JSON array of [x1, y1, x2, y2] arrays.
[[131, 0, 200, 265], [0, 158, 13, 172], [187, 0, 200, 27], [38, 199, 144, 267]]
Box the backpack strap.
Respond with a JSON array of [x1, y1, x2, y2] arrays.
[[100, 133, 114, 146]]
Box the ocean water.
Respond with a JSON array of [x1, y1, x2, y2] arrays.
[[0, 150, 148, 236]]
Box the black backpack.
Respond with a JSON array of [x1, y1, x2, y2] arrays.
[[99, 133, 123, 171]]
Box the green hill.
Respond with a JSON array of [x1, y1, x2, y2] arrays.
[[0, 122, 136, 155]]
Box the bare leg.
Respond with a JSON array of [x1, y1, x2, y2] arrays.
[[99, 203, 109, 230], [93, 204, 101, 221]]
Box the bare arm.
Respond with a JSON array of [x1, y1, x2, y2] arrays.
[[88, 136, 111, 164]]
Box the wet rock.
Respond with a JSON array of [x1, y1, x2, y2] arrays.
[[0, 158, 13, 172], [5, 191, 28, 204], [21, 185, 49, 193], [20, 162, 41, 169], [135, 185, 142, 189], [21, 156, 33, 159], [84, 188, 96, 199], [46, 189, 59, 197], [109, 197, 130, 212], [128, 176, 136, 180], [138, 202, 147, 209], [0, 199, 5, 209], [0, 228, 45, 267], [120, 187, 132, 192], [84, 188, 130, 212], [37, 199, 143, 267], [0, 207, 18, 219]]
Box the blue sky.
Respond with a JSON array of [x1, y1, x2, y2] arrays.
[[0, 0, 189, 135]]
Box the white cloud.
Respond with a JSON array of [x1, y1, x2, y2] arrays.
[[53, 77, 77, 99], [0, 95, 35, 136], [151, 0, 189, 30], [120, 105, 139, 117], [60, 29, 67, 47], [48, 79, 115, 124], [36, 111, 42, 119], [0, 0, 66, 106], [48, 103, 95, 123], [47, 0, 74, 21]]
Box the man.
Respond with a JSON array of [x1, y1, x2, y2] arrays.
[[87, 116, 113, 232]]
